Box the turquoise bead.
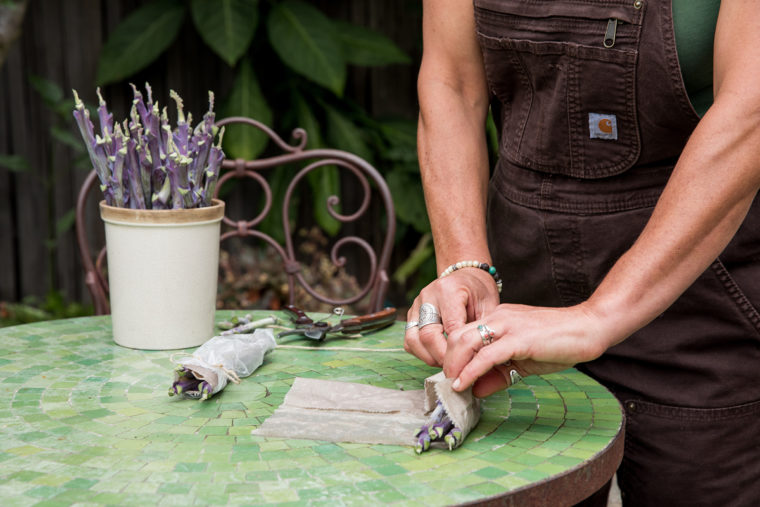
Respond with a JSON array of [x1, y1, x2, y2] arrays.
[[489, 266, 496, 275]]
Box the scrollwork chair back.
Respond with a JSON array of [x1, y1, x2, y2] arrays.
[[75, 116, 396, 314]]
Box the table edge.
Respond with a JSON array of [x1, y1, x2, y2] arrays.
[[463, 414, 626, 507]]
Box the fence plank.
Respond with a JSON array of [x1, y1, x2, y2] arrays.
[[58, 0, 104, 304], [0, 46, 18, 299], [6, 10, 51, 301]]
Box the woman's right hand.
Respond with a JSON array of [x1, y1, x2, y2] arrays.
[[404, 268, 500, 367]]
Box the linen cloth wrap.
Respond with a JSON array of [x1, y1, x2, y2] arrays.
[[253, 371, 481, 447], [176, 330, 276, 397]]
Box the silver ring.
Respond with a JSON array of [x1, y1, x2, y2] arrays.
[[477, 324, 495, 346], [404, 321, 419, 331], [418, 303, 442, 328], [509, 369, 523, 385]]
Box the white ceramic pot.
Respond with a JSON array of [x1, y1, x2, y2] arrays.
[[100, 200, 225, 350]]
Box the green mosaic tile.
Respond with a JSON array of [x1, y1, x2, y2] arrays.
[[0, 312, 622, 506]]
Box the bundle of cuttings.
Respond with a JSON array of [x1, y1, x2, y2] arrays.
[[169, 365, 215, 400], [169, 330, 276, 401], [72, 83, 224, 210], [217, 313, 255, 330], [414, 400, 464, 453]]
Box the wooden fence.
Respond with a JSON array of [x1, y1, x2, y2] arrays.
[[0, 0, 422, 307]]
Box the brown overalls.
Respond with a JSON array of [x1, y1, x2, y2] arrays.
[[474, 0, 760, 504]]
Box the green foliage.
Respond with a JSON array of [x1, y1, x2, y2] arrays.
[[324, 104, 372, 161], [267, 0, 346, 96], [28, 73, 63, 106], [95, 0, 431, 298], [486, 109, 500, 164], [27, 75, 91, 171], [0, 153, 30, 172], [334, 20, 411, 66], [393, 232, 432, 285], [190, 0, 258, 67], [386, 167, 429, 233], [0, 74, 85, 175], [96, 0, 185, 85], [0, 291, 92, 328], [220, 60, 273, 160], [377, 119, 429, 233]]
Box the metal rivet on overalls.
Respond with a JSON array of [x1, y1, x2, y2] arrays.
[[633, 0, 643, 9], [627, 402, 636, 411]]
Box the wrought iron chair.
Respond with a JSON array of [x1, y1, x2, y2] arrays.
[[75, 116, 396, 315]]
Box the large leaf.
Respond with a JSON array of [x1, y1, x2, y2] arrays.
[[96, 0, 185, 85], [293, 92, 323, 149], [55, 209, 77, 239], [307, 161, 341, 237], [258, 166, 298, 245], [324, 105, 373, 162], [392, 233, 433, 284], [378, 118, 418, 164], [267, 0, 345, 96], [290, 95, 340, 236], [51, 126, 85, 153], [28, 74, 63, 107], [333, 20, 411, 67], [318, 105, 383, 236], [486, 108, 500, 158], [386, 166, 430, 233], [220, 60, 272, 160], [253, 91, 311, 242], [190, 0, 258, 67], [0, 154, 31, 172]]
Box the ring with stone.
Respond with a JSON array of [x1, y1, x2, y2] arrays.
[[508, 369, 523, 386], [404, 321, 419, 331], [418, 303, 442, 328], [477, 324, 495, 346]]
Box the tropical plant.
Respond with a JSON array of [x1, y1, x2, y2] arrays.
[[96, 0, 435, 297]]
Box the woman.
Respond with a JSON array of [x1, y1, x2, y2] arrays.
[[404, 0, 760, 504]]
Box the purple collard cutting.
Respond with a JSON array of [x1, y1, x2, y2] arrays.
[[95, 88, 114, 144], [413, 399, 466, 453], [202, 126, 225, 206], [73, 91, 112, 204]]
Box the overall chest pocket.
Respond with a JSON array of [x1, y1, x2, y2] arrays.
[[475, 0, 644, 179]]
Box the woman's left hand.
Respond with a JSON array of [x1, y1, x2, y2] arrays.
[[443, 302, 611, 398]]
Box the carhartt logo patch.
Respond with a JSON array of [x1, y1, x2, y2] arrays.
[[588, 113, 618, 140]]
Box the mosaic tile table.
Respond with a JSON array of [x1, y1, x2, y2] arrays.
[[0, 311, 624, 506]]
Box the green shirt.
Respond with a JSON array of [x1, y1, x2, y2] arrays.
[[672, 0, 720, 116]]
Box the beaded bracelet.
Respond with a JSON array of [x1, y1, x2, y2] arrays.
[[439, 260, 503, 293]]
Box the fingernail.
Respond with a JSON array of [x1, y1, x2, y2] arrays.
[[452, 378, 461, 390]]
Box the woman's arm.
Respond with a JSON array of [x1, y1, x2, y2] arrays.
[[445, 0, 760, 394], [404, 0, 497, 366], [417, 0, 490, 268], [588, 0, 760, 339]]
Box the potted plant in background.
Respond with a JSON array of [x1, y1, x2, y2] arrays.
[[73, 84, 225, 350]]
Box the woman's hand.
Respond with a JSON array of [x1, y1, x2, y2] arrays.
[[404, 268, 500, 367], [443, 303, 611, 398]]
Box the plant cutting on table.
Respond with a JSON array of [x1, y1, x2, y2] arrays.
[[253, 371, 480, 454], [171, 307, 479, 454], [169, 328, 278, 400], [169, 307, 397, 400]]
